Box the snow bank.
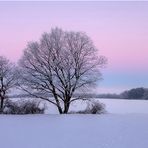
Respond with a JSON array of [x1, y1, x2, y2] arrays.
[[0, 114, 148, 148]]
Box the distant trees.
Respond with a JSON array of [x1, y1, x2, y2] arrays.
[[120, 87, 146, 99], [143, 89, 148, 99], [19, 28, 107, 114], [0, 56, 18, 111]]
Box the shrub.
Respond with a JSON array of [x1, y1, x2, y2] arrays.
[[3, 99, 45, 114], [70, 101, 106, 114], [85, 101, 106, 114]]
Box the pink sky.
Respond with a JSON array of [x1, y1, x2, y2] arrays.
[[0, 1, 148, 93]]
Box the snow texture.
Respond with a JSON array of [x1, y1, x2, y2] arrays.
[[0, 99, 148, 148]]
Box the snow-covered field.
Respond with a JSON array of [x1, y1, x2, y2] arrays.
[[99, 98, 148, 114], [47, 98, 148, 114], [1, 99, 148, 148]]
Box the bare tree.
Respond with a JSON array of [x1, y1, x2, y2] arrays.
[[19, 28, 107, 114], [0, 56, 18, 111]]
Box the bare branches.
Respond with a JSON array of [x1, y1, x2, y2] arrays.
[[19, 28, 107, 114], [0, 56, 18, 110]]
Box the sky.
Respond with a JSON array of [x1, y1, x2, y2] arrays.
[[0, 1, 148, 93]]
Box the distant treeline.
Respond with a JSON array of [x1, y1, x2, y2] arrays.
[[97, 87, 148, 100], [8, 92, 121, 99], [120, 87, 148, 100], [10, 87, 148, 100]]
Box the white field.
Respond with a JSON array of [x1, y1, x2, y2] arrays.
[[1, 99, 148, 148], [46, 98, 148, 114], [96, 98, 148, 114]]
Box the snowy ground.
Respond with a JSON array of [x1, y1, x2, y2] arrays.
[[46, 98, 148, 114], [97, 98, 148, 114], [1, 99, 148, 148]]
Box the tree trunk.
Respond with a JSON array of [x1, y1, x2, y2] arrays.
[[58, 106, 63, 114], [0, 97, 4, 111], [63, 101, 70, 114]]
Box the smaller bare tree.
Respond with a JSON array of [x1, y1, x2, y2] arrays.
[[0, 56, 18, 111]]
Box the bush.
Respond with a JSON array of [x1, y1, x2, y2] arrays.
[[70, 101, 106, 114], [85, 101, 106, 114], [3, 99, 45, 114]]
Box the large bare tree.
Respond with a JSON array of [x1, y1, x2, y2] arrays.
[[19, 28, 107, 114], [0, 56, 18, 111]]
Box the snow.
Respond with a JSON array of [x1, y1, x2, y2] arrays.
[[99, 99, 148, 114], [1, 99, 148, 148], [69, 98, 148, 114], [12, 98, 148, 114]]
